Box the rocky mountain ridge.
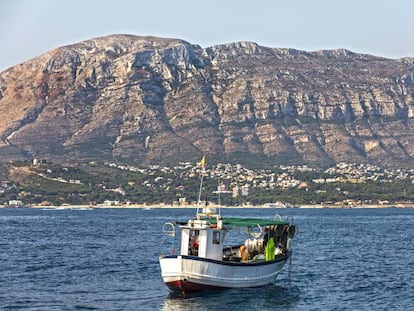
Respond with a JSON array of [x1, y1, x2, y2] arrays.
[[1, 34, 414, 168]]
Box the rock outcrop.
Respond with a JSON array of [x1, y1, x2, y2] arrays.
[[1, 34, 414, 168]]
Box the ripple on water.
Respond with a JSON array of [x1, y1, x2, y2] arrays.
[[1, 207, 414, 310]]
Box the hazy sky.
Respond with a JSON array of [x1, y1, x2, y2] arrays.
[[1, 0, 413, 71]]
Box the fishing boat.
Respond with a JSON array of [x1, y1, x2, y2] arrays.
[[159, 157, 297, 293]]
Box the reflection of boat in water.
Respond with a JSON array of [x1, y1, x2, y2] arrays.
[[161, 284, 300, 310], [161, 296, 205, 311], [159, 156, 297, 293]]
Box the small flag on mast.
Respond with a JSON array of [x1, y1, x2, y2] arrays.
[[197, 155, 206, 168]]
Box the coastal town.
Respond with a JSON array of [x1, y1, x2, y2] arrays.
[[1, 160, 413, 208]]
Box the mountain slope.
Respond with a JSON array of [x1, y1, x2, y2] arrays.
[[1, 34, 414, 167]]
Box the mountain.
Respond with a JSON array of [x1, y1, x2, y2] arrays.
[[1, 34, 414, 168]]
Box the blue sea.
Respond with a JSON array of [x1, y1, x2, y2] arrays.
[[1, 207, 413, 310]]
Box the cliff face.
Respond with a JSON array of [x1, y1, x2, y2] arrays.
[[1, 34, 414, 167]]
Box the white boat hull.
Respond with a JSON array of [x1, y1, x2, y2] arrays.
[[159, 254, 289, 292]]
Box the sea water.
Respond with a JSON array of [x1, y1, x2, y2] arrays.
[[1, 207, 413, 310]]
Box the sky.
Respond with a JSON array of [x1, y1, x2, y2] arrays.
[[1, 0, 414, 71]]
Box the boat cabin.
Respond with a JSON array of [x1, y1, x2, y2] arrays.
[[180, 216, 224, 261]]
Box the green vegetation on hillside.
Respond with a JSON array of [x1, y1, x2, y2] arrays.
[[1, 161, 413, 206]]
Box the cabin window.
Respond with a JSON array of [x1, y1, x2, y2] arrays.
[[189, 230, 199, 256], [212, 231, 221, 244]]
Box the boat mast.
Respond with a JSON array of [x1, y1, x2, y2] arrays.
[[213, 165, 231, 214], [196, 168, 204, 215], [217, 174, 221, 215], [196, 155, 206, 215]]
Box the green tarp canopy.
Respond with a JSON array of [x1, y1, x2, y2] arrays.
[[176, 217, 289, 227], [213, 217, 289, 227]]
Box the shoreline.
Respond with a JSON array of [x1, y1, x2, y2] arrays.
[[10, 203, 414, 209]]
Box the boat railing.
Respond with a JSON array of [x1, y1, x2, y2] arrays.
[[162, 222, 177, 255], [247, 224, 263, 239], [273, 213, 282, 221]]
